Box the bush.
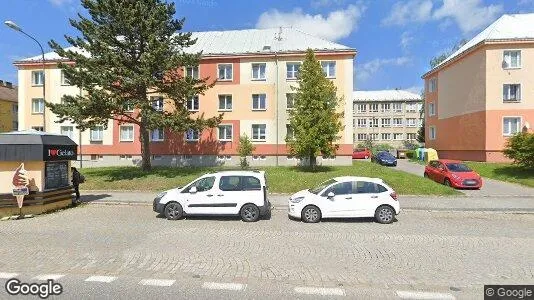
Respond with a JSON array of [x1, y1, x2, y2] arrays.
[[504, 132, 534, 169], [406, 150, 416, 159]]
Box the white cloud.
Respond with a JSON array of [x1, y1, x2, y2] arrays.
[[400, 31, 414, 50], [48, 0, 72, 6], [382, 0, 504, 35], [356, 57, 412, 82], [256, 4, 365, 41]]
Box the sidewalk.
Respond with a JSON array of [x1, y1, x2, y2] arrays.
[[80, 191, 534, 213]]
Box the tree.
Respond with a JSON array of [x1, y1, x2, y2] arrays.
[[237, 135, 255, 169], [430, 39, 468, 69], [287, 49, 343, 168], [47, 0, 222, 170], [503, 132, 534, 169], [417, 91, 425, 143]]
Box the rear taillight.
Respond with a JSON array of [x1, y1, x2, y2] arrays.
[[390, 192, 398, 200]]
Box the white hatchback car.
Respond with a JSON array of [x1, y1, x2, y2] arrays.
[[153, 171, 270, 222], [288, 177, 400, 224]]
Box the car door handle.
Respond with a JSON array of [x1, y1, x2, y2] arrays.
[[217, 194, 224, 197], [207, 194, 214, 197], [371, 196, 378, 199], [345, 197, 352, 199]]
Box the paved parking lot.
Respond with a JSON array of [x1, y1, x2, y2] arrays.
[[0, 205, 532, 299]]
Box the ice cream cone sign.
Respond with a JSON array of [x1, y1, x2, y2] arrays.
[[12, 163, 30, 209]]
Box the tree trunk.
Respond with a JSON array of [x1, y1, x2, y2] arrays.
[[140, 124, 152, 171], [309, 154, 316, 169]]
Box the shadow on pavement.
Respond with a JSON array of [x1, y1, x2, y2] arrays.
[[80, 194, 112, 203]]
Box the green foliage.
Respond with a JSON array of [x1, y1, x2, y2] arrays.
[[370, 143, 393, 155], [406, 150, 416, 159], [287, 49, 343, 168], [237, 135, 255, 169], [503, 132, 534, 169], [429, 39, 468, 69], [403, 140, 419, 150], [47, 0, 222, 170]]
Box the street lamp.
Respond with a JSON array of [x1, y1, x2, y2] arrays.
[[5, 20, 47, 132]]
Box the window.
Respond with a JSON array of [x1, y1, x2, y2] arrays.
[[242, 176, 261, 191], [369, 103, 379, 112], [32, 71, 44, 86], [393, 133, 404, 140], [286, 124, 294, 140], [406, 118, 417, 127], [182, 154, 193, 160], [217, 155, 232, 161], [503, 84, 521, 102], [12, 104, 18, 115], [151, 128, 164, 141], [123, 101, 134, 112], [60, 70, 71, 85], [428, 78, 437, 93], [185, 129, 199, 141], [381, 103, 391, 112], [218, 64, 233, 80], [286, 93, 295, 109], [322, 182, 352, 196], [321, 61, 336, 78], [503, 50, 521, 69], [354, 181, 387, 194], [381, 118, 391, 127], [186, 95, 199, 111], [381, 133, 391, 140], [31, 98, 44, 114], [120, 125, 134, 142], [252, 94, 266, 110], [151, 96, 164, 111], [321, 155, 336, 160], [407, 133, 417, 140], [183, 176, 216, 193], [356, 104, 366, 113], [369, 133, 379, 140], [91, 155, 104, 161], [251, 63, 266, 80], [392, 103, 402, 112], [252, 124, 266, 141], [152, 155, 163, 160], [218, 124, 233, 141], [406, 103, 417, 112], [218, 95, 232, 111], [12, 121, 18, 131], [428, 103, 436, 116], [429, 126, 436, 140], [219, 176, 243, 191], [185, 66, 199, 79], [417, 103, 422, 112], [90, 126, 103, 141], [31, 126, 44, 132], [120, 155, 132, 160], [357, 133, 368, 141], [357, 118, 367, 128], [60, 126, 74, 139], [252, 155, 267, 161], [369, 118, 379, 128], [503, 117, 521, 136], [286, 62, 301, 79], [393, 118, 403, 127]]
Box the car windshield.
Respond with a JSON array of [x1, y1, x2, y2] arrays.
[[446, 163, 472, 172], [380, 152, 393, 158], [309, 179, 337, 194]]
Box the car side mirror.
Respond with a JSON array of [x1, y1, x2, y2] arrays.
[[190, 186, 197, 194], [327, 192, 335, 199]]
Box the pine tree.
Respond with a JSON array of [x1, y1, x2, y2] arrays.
[[287, 49, 344, 168], [47, 0, 222, 170]]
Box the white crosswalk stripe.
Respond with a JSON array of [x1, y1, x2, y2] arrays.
[[396, 290, 456, 300], [138, 279, 175, 287], [202, 282, 246, 291], [0, 272, 18, 279], [294, 286, 345, 296], [85, 276, 117, 283], [33, 274, 65, 281]]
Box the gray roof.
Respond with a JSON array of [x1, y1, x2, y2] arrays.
[[353, 90, 422, 102], [18, 27, 355, 63], [0, 83, 17, 103]]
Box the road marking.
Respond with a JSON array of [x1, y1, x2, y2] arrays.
[[396, 291, 456, 300], [33, 274, 65, 281], [0, 272, 18, 279], [202, 282, 246, 291], [139, 279, 175, 287], [85, 276, 117, 283], [294, 286, 345, 296]]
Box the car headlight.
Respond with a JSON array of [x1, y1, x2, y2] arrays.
[[155, 191, 167, 199], [290, 197, 304, 203]]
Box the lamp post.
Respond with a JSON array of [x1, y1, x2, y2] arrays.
[[5, 20, 47, 132]]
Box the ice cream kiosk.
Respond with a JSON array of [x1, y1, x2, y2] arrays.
[[0, 131, 77, 218]]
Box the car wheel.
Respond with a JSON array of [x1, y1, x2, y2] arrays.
[[423, 173, 429, 178], [375, 205, 395, 224], [301, 205, 321, 223], [444, 178, 452, 187], [240, 204, 260, 222], [164, 202, 183, 220]]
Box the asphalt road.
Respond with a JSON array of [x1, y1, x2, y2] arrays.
[[1, 205, 533, 299]]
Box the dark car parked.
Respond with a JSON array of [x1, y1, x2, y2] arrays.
[[372, 151, 397, 166]]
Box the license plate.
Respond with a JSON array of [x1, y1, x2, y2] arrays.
[[464, 180, 477, 185]]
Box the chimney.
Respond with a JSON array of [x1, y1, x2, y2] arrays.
[[6, 82, 12, 88]]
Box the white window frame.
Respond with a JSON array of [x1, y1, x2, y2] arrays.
[[381, 103, 391, 113], [392, 103, 402, 112], [217, 64, 233, 81], [407, 133, 417, 140], [503, 84, 521, 102], [252, 155, 267, 161], [217, 155, 232, 161], [31, 98, 44, 114], [406, 103, 417, 112], [369, 103, 379, 112], [218, 94, 233, 111], [369, 133, 379, 141], [321, 61, 336, 78], [357, 118, 367, 128], [286, 62, 301, 79], [381, 133, 391, 140], [185, 128, 199, 142], [286, 93, 295, 110], [185, 66, 199, 79], [60, 70, 71, 86], [187, 95, 199, 111], [60, 126, 74, 139], [252, 124, 266, 141], [90, 126, 104, 142], [369, 118, 379, 128], [150, 128, 165, 142], [393, 133, 404, 141], [218, 124, 233, 141], [503, 50, 521, 69], [251, 63, 266, 81], [393, 118, 404, 127], [429, 126, 436, 140], [428, 78, 437, 93], [119, 125, 134, 142], [356, 104, 366, 113], [32, 71, 44, 86], [357, 133, 368, 141], [428, 103, 436, 116], [381, 118, 391, 128], [502, 117, 522, 136], [151, 96, 164, 111], [120, 155, 133, 160], [406, 118, 417, 127], [252, 94, 267, 111]]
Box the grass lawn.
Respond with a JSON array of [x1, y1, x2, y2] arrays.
[[80, 161, 458, 195], [467, 162, 534, 188]]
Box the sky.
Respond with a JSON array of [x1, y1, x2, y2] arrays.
[[1, 0, 533, 94]]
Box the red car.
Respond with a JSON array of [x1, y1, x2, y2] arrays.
[[352, 148, 371, 159], [424, 159, 482, 189]]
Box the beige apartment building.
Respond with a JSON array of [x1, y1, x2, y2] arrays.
[[353, 90, 423, 148]]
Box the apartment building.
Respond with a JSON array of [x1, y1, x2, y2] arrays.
[[353, 90, 422, 148], [0, 80, 18, 132], [14, 28, 356, 167], [423, 14, 534, 162]]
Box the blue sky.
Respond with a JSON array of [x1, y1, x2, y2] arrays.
[[1, 0, 533, 93]]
